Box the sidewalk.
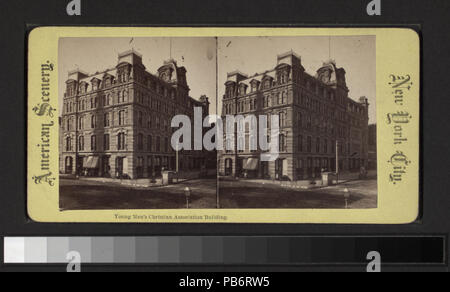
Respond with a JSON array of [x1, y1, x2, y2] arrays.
[[60, 174, 206, 189], [219, 170, 377, 190]]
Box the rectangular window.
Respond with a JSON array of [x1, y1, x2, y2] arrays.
[[307, 136, 312, 153], [104, 113, 110, 127], [164, 137, 169, 153], [91, 115, 96, 129], [147, 135, 152, 151], [119, 110, 125, 126], [118, 133, 125, 150], [298, 135, 303, 152], [156, 136, 161, 152], [138, 111, 143, 126], [316, 138, 320, 153], [138, 134, 144, 150], [78, 136, 84, 151], [104, 134, 110, 151], [279, 134, 286, 152], [91, 135, 97, 151]]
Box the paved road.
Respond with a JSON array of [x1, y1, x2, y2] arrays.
[[60, 176, 376, 210]]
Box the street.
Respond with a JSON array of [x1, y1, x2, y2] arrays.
[[60, 176, 377, 210], [218, 176, 377, 209], [60, 178, 218, 210]]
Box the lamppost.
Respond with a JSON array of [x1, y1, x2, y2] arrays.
[[184, 187, 191, 209], [343, 187, 350, 209]]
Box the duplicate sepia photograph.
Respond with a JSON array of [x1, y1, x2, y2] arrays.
[[217, 36, 377, 209]]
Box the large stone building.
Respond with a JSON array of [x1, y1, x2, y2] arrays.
[[59, 50, 211, 179], [219, 51, 369, 181]]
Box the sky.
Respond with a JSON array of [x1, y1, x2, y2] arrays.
[[59, 36, 376, 124], [217, 36, 376, 124], [59, 37, 217, 114]]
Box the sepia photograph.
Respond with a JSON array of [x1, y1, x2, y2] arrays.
[[58, 37, 218, 210], [217, 36, 377, 209]]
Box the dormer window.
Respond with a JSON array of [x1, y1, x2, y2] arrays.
[[239, 84, 247, 96], [91, 79, 101, 91], [225, 83, 235, 98], [79, 83, 87, 94], [251, 83, 257, 92]]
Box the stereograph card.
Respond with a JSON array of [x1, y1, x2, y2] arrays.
[[27, 27, 420, 224]]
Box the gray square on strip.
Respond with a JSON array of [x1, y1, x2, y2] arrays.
[[24, 237, 47, 263], [47, 237, 70, 263], [69, 237, 92, 263], [114, 237, 136, 263], [202, 237, 224, 263], [158, 237, 180, 263], [135, 237, 158, 263], [92, 237, 114, 263], [180, 237, 203, 263]]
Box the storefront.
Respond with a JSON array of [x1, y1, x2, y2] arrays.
[[83, 156, 99, 176], [242, 157, 259, 178]]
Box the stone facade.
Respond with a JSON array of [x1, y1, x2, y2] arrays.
[[59, 50, 211, 179], [368, 124, 377, 170], [219, 51, 369, 181]]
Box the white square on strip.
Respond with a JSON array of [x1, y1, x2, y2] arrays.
[[4, 237, 25, 263]]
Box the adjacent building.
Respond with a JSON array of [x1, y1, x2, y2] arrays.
[[219, 51, 369, 180], [368, 124, 377, 170], [59, 50, 212, 179]]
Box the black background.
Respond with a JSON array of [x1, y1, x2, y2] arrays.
[[0, 0, 449, 272]]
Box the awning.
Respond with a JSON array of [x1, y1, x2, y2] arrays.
[[83, 156, 93, 168], [84, 156, 99, 168], [243, 158, 259, 170], [90, 156, 99, 168]]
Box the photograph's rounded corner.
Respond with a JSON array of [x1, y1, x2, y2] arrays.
[[396, 27, 421, 44], [393, 207, 421, 225], [27, 203, 51, 224], [28, 26, 51, 43]]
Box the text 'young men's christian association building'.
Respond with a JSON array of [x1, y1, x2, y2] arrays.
[[219, 51, 370, 180], [59, 50, 211, 179]]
